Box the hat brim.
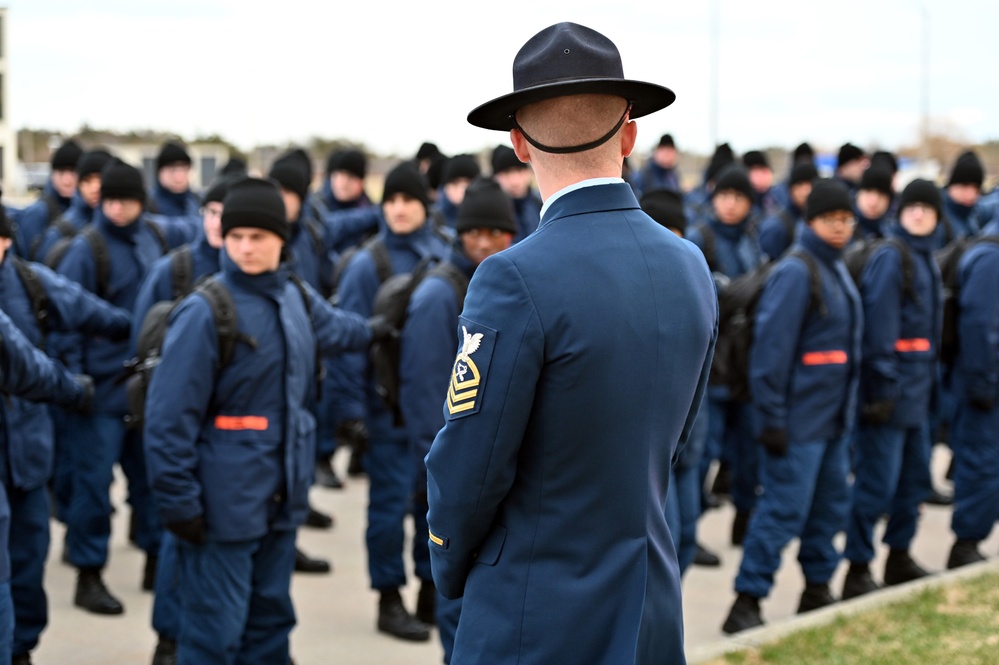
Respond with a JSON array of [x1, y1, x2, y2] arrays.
[[467, 78, 676, 131]]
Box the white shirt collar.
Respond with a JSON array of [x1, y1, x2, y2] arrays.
[[540, 177, 625, 221]]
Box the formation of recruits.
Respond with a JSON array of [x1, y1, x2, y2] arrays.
[[0, 129, 997, 663], [630, 136, 999, 635]]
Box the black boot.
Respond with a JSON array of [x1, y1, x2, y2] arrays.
[[347, 448, 366, 477], [947, 539, 985, 570], [711, 461, 732, 498], [722, 592, 763, 635], [304, 505, 334, 529], [151, 637, 177, 665], [294, 547, 332, 574], [377, 588, 430, 641], [883, 548, 931, 586], [731, 510, 751, 547], [797, 581, 837, 614], [315, 456, 345, 489], [924, 487, 953, 506], [693, 542, 722, 567], [12, 653, 32, 665], [74, 567, 124, 615], [841, 562, 881, 600], [142, 553, 158, 592], [416, 579, 437, 625]]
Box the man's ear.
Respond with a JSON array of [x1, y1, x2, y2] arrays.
[[510, 129, 531, 164], [621, 120, 638, 158]]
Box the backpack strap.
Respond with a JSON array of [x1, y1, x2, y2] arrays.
[[303, 219, 325, 257], [778, 209, 797, 245], [366, 237, 393, 284], [695, 223, 718, 273], [787, 249, 828, 319], [195, 277, 256, 368], [169, 246, 194, 300], [428, 262, 470, 311], [287, 273, 324, 394], [11, 256, 52, 343], [81, 226, 111, 299], [885, 237, 919, 304], [41, 192, 62, 226], [143, 218, 169, 254]]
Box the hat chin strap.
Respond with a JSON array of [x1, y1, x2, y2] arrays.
[[512, 102, 632, 155]]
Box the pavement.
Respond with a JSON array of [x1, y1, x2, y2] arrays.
[[30, 443, 999, 665]]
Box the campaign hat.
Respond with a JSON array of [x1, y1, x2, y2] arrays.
[[467, 22, 675, 132]]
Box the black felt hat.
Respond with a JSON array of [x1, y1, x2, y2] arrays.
[[221, 177, 288, 241], [640, 188, 686, 234], [456, 177, 518, 234], [467, 22, 675, 131]]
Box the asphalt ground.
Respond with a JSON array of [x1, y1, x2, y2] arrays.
[[30, 442, 998, 664]]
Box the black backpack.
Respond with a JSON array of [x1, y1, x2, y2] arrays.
[[122, 267, 316, 428], [936, 235, 999, 365], [712, 249, 826, 402], [44, 219, 169, 298], [844, 237, 918, 303], [370, 260, 469, 426]]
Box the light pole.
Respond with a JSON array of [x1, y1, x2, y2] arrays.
[[919, 2, 930, 173], [709, 0, 720, 151]]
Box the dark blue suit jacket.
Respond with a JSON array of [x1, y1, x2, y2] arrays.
[[425, 182, 716, 665]]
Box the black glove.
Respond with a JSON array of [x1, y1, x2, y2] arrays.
[[367, 314, 399, 344], [969, 396, 996, 412], [73, 374, 95, 415], [758, 427, 789, 457], [167, 515, 207, 545], [860, 399, 895, 426], [336, 419, 369, 453]]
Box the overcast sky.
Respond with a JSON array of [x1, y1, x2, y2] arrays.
[[7, 0, 997, 160]]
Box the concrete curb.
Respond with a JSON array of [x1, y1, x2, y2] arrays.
[[686, 557, 999, 664]]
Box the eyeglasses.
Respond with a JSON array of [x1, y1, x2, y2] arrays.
[[815, 214, 857, 228]]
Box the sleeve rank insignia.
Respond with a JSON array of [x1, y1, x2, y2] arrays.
[[446, 323, 495, 419]]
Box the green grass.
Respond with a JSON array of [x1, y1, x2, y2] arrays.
[[706, 572, 999, 665]]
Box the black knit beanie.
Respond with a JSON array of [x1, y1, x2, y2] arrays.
[[268, 157, 310, 202], [491, 145, 526, 175], [51, 140, 84, 171], [326, 149, 367, 179], [441, 154, 482, 186], [426, 154, 447, 191], [658, 133, 675, 149], [792, 142, 814, 165], [947, 151, 984, 189], [382, 162, 431, 209], [805, 178, 852, 221], [837, 143, 865, 169], [456, 178, 518, 234], [742, 150, 770, 170], [416, 142, 442, 161], [705, 143, 736, 184], [202, 175, 238, 205], [76, 149, 114, 179], [221, 177, 288, 241], [712, 165, 753, 200], [100, 159, 146, 202], [788, 162, 818, 187], [221, 157, 248, 177], [859, 166, 894, 198], [870, 150, 899, 175], [156, 142, 192, 171], [898, 178, 942, 219], [640, 188, 687, 234]]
